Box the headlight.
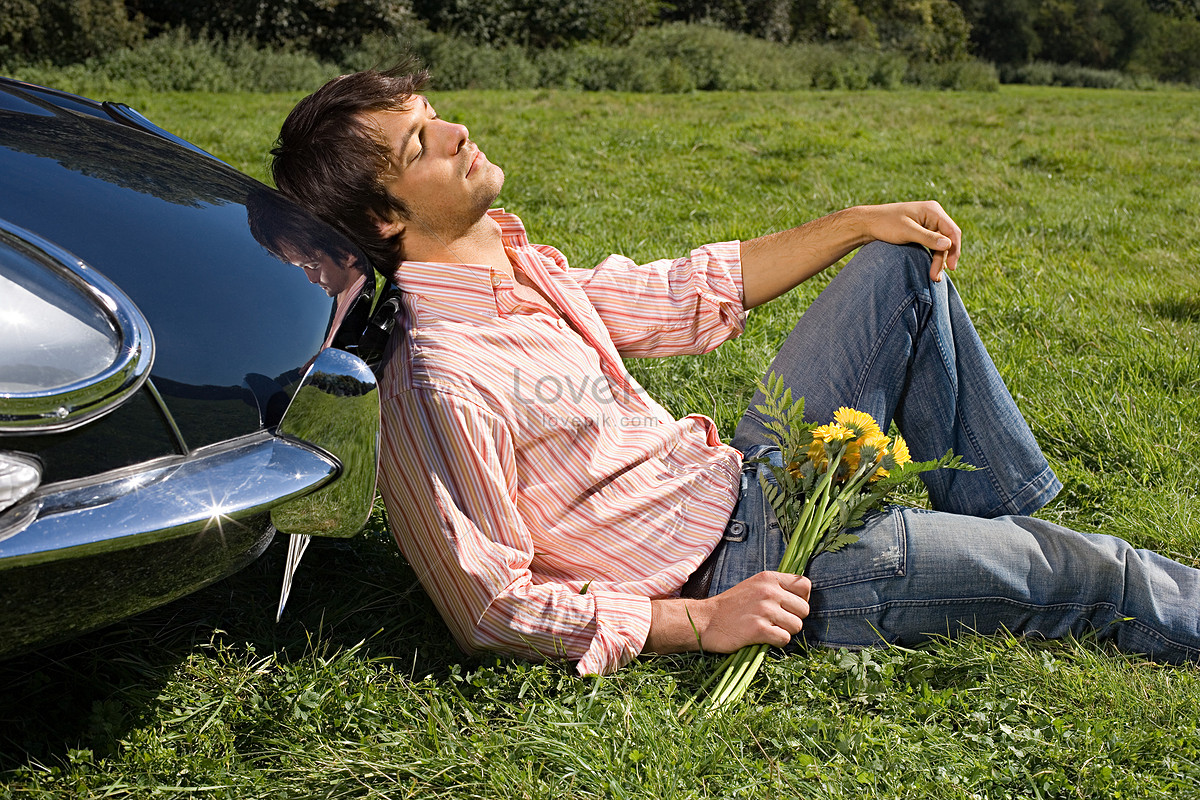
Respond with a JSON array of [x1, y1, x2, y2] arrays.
[[0, 220, 153, 433]]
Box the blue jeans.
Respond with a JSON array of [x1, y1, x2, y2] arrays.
[[706, 242, 1200, 663]]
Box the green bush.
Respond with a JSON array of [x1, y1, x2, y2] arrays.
[[861, 0, 972, 63], [6, 29, 337, 93], [0, 0, 145, 66], [346, 22, 997, 93], [3, 61, 119, 96], [620, 23, 805, 90], [217, 37, 337, 92], [130, 0, 416, 63], [906, 58, 999, 91], [411, 0, 665, 48], [1129, 14, 1200, 86], [347, 29, 539, 90], [96, 29, 234, 91], [999, 60, 1157, 89]]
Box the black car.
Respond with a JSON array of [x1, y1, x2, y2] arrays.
[[0, 78, 392, 657]]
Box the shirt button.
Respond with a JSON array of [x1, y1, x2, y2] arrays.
[[490, 274, 503, 288]]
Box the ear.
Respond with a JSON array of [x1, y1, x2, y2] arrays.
[[375, 215, 405, 239]]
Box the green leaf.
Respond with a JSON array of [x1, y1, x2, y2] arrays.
[[821, 531, 860, 554]]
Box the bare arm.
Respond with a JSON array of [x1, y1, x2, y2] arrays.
[[644, 572, 812, 654], [740, 202, 963, 309]]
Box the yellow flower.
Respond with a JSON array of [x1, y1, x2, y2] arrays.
[[811, 438, 830, 470], [860, 431, 891, 480], [861, 431, 890, 460], [834, 407, 882, 439], [871, 433, 912, 481], [806, 424, 854, 474], [812, 423, 855, 443]]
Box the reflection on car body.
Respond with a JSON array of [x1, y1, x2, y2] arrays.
[[0, 77, 386, 657]]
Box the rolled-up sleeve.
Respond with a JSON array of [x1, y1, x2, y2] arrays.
[[569, 241, 746, 358], [379, 386, 653, 676]]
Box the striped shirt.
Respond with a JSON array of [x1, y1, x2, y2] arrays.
[[377, 209, 746, 675]]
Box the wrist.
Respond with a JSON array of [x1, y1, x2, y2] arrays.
[[646, 597, 711, 654], [841, 205, 874, 249]]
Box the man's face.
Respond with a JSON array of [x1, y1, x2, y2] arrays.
[[282, 247, 356, 297], [362, 96, 504, 244]]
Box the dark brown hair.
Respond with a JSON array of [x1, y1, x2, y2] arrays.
[[269, 61, 429, 274], [245, 186, 362, 266]]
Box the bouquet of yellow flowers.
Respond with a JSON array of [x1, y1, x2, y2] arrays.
[[683, 373, 973, 714]]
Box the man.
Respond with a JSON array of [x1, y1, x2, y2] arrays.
[[270, 64, 1200, 677]]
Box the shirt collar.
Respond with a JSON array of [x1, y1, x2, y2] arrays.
[[390, 208, 530, 324]]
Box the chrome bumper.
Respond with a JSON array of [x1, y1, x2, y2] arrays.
[[271, 347, 379, 539], [0, 347, 380, 567], [0, 430, 335, 568]]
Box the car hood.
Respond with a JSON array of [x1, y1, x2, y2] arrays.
[[0, 80, 375, 452]]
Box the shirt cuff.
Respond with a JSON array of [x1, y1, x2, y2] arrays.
[[705, 240, 745, 307], [575, 591, 653, 676], [700, 240, 747, 337]]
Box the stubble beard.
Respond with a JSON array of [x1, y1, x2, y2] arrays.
[[444, 162, 506, 239]]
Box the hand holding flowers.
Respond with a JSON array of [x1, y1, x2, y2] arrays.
[[682, 373, 973, 715]]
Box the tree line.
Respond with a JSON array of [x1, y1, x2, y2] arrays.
[[2, 0, 1198, 86]]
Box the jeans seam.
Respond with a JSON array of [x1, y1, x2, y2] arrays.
[[849, 290, 921, 414], [809, 597, 1121, 619], [1122, 617, 1200, 659], [978, 464, 1062, 519], [808, 600, 1200, 662]]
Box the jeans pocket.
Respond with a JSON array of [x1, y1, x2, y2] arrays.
[[805, 505, 907, 590]]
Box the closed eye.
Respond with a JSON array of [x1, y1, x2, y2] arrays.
[[406, 104, 438, 164]]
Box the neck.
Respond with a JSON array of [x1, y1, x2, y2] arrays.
[[401, 212, 510, 274]]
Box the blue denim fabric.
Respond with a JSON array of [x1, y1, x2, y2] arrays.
[[707, 242, 1200, 663]]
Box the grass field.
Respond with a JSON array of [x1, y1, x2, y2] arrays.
[[3, 85, 1200, 798]]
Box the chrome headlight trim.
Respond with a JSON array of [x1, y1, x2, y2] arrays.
[[0, 218, 154, 433], [270, 347, 379, 538]]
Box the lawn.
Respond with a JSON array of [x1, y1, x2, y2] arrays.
[[2, 85, 1200, 799]]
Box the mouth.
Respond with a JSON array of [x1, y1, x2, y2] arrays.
[[466, 146, 481, 177]]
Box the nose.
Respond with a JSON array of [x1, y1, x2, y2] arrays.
[[445, 120, 469, 152]]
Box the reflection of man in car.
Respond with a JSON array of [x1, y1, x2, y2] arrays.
[[295, 250, 353, 298], [268, 64, 1200, 679], [246, 187, 370, 347]]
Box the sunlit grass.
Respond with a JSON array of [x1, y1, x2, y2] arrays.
[[3, 85, 1200, 798]]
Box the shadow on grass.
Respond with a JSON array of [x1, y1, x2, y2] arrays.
[[1148, 293, 1200, 324], [0, 518, 465, 772]]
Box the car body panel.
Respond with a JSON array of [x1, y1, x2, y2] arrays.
[[0, 78, 383, 657], [0, 93, 336, 454]]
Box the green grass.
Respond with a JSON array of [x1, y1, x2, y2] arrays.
[[3, 86, 1200, 798]]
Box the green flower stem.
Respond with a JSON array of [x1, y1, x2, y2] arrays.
[[696, 451, 850, 712], [723, 645, 768, 707], [777, 450, 842, 574], [679, 652, 737, 718], [710, 644, 768, 709]]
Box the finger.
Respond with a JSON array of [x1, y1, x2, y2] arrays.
[[923, 220, 956, 281], [765, 571, 812, 601], [768, 608, 806, 638], [931, 248, 948, 283], [942, 221, 962, 272], [929, 205, 962, 271], [778, 592, 810, 622], [761, 626, 795, 648]]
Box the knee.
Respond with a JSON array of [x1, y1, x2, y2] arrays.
[[853, 241, 934, 292]]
